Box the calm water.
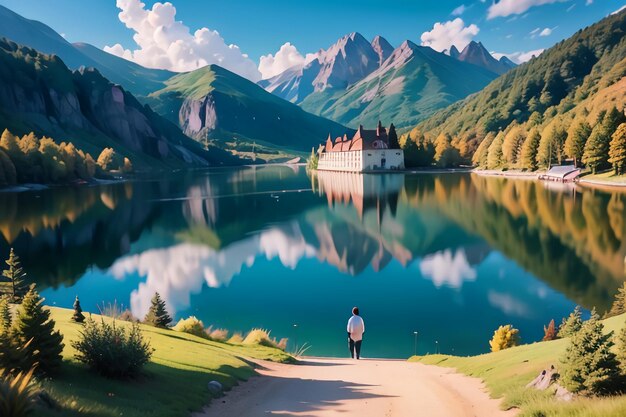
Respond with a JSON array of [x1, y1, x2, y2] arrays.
[[1, 166, 625, 358]]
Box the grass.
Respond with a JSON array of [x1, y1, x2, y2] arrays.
[[409, 313, 626, 417], [580, 170, 626, 184], [34, 307, 293, 417]]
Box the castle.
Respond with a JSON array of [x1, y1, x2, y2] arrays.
[[317, 122, 405, 172]]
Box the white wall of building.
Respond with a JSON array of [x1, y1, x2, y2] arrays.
[[318, 149, 404, 172]]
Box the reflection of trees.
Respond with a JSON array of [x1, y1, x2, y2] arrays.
[[403, 174, 625, 310], [0, 183, 160, 289]]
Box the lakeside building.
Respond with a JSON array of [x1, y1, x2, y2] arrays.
[[317, 122, 404, 172]]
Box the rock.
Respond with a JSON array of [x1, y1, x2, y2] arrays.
[[526, 365, 558, 390], [207, 380, 223, 395], [554, 384, 574, 402]]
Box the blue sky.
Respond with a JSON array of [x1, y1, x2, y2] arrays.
[[0, 0, 624, 80]]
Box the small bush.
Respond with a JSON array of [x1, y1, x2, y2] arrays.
[[227, 333, 244, 344], [489, 324, 520, 352], [606, 282, 626, 318], [71, 296, 85, 323], [73, 318, 153, 379], [0, 368, 36, 417], [243, 329, 286, 349], [119, 310, 138, 323], [208, 328, 229, 342], [543, 319, 558, 341], [173, 316, 207, 339], [616, 321, 626, 375], [558, 306, 583, 338]]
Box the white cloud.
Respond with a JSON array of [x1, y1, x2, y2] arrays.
[[529, 27, 541, 35], [258, 42, 317, 80], [539, 27, 553, 36], [420, 18, 480, 53], [487, 0, 567, 19], [103, 0, 261, 81], [612, 5, 626, 15], [585, 0, 593, 5], [451, 4, 467, 16], [487, 291, 531, 317], [419, 249, 477, 289], [566, 3, 576, 12]]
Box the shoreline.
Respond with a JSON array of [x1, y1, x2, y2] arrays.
[[473, 168, 626, 191]]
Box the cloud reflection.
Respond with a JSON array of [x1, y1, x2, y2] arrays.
[[109, 223, 314, 319], [419, 249, 477, 289]]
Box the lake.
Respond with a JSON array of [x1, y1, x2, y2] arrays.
[[1, 166, 624, 358]]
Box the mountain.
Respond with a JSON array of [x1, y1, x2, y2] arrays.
[[144, 64, 351, 154], [448, 45, 461, 59], [498, 56, 517, 69], [258, 33, 393, 104], [0, 4, 172, 96], [455, 41, 514, 75], [299, 41, 498, 129], [0, 38, 239, 168], [410, 9, 626, 166]]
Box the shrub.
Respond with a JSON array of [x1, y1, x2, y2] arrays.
[[207, 328, 229, 342], [543, 319, 558, 341], [227, 333, 244, 344], [173, 316, 207, 339], [0, 368, 36, 417], [489, 324, 520, 352], [144, 293, 172, 328], [118, 310, 138, 323], [243, 329, 286, 349], [0, 296, 11, 331], [12, 286, 64, 375], [560, 309, 620, 395], [558, 306, 583, 338], [73, 318, 153, 379]]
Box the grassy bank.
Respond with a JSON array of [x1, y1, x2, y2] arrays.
[[409, 313, 626, 416], [35, 307, 292, 417]]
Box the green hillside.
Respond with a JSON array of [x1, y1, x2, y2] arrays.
[[406, 10, 626, 170], [145, 65, 351, 156]]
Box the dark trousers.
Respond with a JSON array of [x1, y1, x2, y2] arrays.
[[349, 338, 362, 359]]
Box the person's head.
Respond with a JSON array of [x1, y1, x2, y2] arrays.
[[352, 307, 359, 316]]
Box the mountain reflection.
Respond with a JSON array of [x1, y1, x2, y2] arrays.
[[0, 166, 624, 317]]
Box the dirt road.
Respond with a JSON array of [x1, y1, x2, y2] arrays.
[[196, 357, 517, 417]]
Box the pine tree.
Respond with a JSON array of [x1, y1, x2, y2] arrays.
[[486, 132, 505, 170], [606, 282, 626, 318], [564, 118, 592, 167], [72, 295, 85, 323], [616, 322, 626, 375], [0, 295, 11, 331], [388, 124, 399, 149], [12, 286, 64, 375], [558, 306, 584, 338], [543, 319, 557, 341], [472, 132, 495, 168], [502, 124, 526, 168], [582, 123, 611, 174], [608, 123, 626, 175], [144, 292, 172, 328], [520, 128, 541, 171], [560, 308, 620, 395], [2, 248, 28, 303], [489, 324, 520, 352]]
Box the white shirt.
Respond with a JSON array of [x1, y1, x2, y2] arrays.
[[347, 315, 365, 341]]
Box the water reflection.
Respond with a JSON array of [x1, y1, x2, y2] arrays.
[[0, 166, 624, 356]]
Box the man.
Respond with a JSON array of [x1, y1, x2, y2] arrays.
[[347, 307, 365, 359]]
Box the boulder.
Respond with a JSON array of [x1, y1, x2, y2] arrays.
[[207, 380, 223, 396]]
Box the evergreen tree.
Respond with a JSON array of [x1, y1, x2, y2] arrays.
[[616, 322, 626, 375], [606, 282, 626, 318], [72, 296, 85, 323], [564, 118, 592, 167], [582, 123, 611, 174], [537, 122, 566, 168], [0, 149, 16, 186], [388, 123, 399, 149], [543, 319, 557, 341], [558, 305, 584, 338], [2, 248, 28, 303], [608, 123, 626, 175], [520, 128, 541, 171], [0, 295, 11, 331], [434, 132, 452, 163], [144, 292, 172, 328], [472, 132, 495, 168], [603, 106, 626, 134], [560, 308, 620, 395], [12, 286, 64, 375], [502, 124, 526, 168], [487, 132, 505, 169]]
